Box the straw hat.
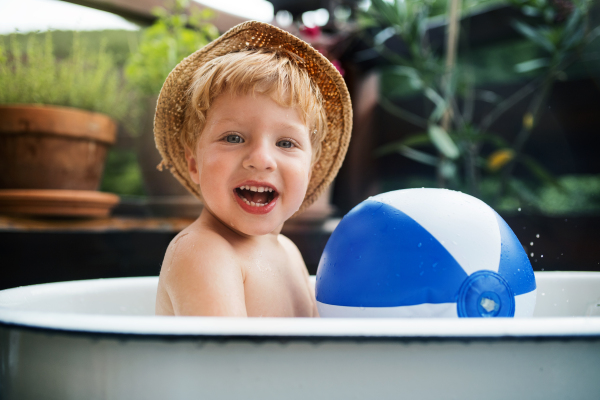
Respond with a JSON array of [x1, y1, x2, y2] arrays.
[[154, 21, 352, 214]]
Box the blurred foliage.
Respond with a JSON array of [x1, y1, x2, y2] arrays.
[[125, 0, 219, 96], [3, 30, 140, 66], [363, 0, 599, 213], [382, 174, 600, 215], [100, 149, 145, 196], [536, 175, 600, 215], [480, 174, 600, 215], [0, 29, 146, 196], [0, 31, 140, 132]]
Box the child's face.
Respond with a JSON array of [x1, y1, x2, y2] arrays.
[[186, 91, 313, 236]]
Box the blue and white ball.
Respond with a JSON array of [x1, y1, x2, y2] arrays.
[[316, 189, 537, 318]]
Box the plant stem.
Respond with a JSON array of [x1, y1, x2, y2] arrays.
[[480, 78, 541, 133], [379, 96, 429, 129], [441, 0, 462, 132], [438, 0, 462, 188], [464, 142, 480, 197]]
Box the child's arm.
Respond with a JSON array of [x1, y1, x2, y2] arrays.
[[161, 232, 247, 316], [305, 269, 320, 317], [279, 235, 320, 317]]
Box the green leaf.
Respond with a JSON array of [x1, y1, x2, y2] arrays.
[[378, 96, 429, 129], [424, 87, 447, 122], [427, 125, 460, 159], [439, 159, 458, 180], [511, 20, 555, 53], [398, 145, 439, 166], [375, 133, 431, 157], [475, 90, 501, 103], [563, 6, 582, 38], [390, 65, 423, 89], [514, 57, 550, 73], [563, 23, 586, 51], [374, 27, 396, 45]]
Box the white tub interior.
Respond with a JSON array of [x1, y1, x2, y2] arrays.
[[2, 272, 599, 317], [0, 272, 599, 338]]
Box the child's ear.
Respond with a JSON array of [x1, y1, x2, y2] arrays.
[[185, 147, 200, 184]]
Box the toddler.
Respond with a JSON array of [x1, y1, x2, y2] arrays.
[[153, 21, 352, 317]]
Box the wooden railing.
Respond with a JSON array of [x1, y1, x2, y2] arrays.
[[62, 0, 249, 31]]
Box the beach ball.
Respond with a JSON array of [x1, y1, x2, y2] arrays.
[[316, 189, 537, 318]]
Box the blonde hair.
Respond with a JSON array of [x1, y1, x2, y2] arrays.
[[182, 48, 328, 164]]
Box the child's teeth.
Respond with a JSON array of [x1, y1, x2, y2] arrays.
[[237, 185, 275, 208], [241, 198, 268, 207]]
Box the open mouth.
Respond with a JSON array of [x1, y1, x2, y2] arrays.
[[234, 185, 278, 207]]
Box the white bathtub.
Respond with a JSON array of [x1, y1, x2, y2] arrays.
[[1, 272, 599, 400]]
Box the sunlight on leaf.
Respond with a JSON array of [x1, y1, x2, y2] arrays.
[[514, 57, 550, 73], [428, 125, 460, 159], [399, 145, 439, 166]]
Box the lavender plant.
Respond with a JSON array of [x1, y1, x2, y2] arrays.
[[0, 32, 137, 126]]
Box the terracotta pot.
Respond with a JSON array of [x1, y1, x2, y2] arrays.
[[0, 105, 117, 190]]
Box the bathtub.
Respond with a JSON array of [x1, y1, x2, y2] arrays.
[[1, 271, 599, 399]]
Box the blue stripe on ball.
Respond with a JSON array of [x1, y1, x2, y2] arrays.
[[495, 212, 536, 296], [316, 200, 468, 307]]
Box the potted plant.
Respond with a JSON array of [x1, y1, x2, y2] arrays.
[[0, 32, 137, 217], [125, 0, 217, 217]]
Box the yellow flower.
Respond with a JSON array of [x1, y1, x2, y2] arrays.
[[488, 149, 515, 171]]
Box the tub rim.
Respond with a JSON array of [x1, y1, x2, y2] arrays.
[[0, 273, 599, 340]]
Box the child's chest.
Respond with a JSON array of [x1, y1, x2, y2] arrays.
[[240, 246, 313, 317]]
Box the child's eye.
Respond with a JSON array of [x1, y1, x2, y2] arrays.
[[277, 140, 294, 149], [224, 134, 243, 143]]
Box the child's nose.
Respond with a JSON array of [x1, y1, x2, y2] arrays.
[[242, 141, 277, 171]]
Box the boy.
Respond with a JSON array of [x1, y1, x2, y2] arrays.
[[153, 21, 352, 317]]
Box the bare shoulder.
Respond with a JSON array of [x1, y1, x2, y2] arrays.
[[158, 222, 246, 316], [277, 234, 305, 269], [164, 224, 233, 268], [278, 233, 313, 282]]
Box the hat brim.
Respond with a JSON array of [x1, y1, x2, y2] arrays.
[[154, 21, 352, 215]]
